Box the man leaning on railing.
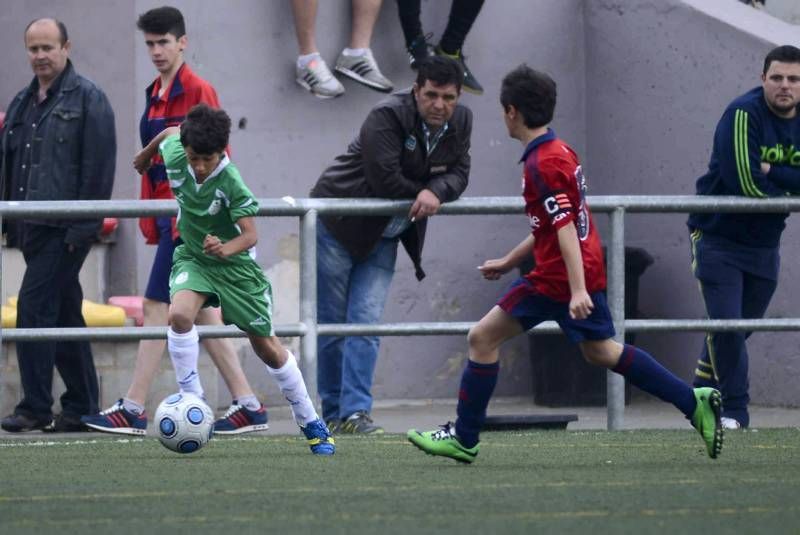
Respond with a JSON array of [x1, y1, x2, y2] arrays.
[[309, 56, 472, 435]]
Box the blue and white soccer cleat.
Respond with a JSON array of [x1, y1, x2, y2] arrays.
[[213, 402, 269, 435], [81, 399, 147, 436], [301, 419, 336, 456]]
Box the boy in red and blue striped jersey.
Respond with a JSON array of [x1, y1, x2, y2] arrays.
[[408, 65, 724, 463]]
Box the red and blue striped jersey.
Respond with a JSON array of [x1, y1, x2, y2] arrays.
[[138, 63, 221, 244], [520, 129, 606, 302]]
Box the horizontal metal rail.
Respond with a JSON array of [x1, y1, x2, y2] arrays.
[[4, 318, 798, 342], [3, 195, 800, 431], [4, 194, 800, 219], [0, 325, 306, 342]]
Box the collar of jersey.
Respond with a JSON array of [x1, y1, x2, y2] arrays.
[[187, 153, 230, 187], [519, 128, 556, 163], [148, 62, 187, 103]]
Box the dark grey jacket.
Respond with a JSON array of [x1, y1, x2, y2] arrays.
[[310, 90, 471, 280], [0, 61, 116, 247]]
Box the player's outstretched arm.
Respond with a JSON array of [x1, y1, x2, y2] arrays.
[[556, 224, 593, 320], [203, 216, 258, 259], [478, 234, 534, 280], [134, 126, 181, 174]]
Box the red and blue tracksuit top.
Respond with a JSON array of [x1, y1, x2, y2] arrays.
[[139, 63, 221, 244]]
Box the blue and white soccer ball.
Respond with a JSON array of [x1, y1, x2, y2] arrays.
[[154, 392, 214, 454]]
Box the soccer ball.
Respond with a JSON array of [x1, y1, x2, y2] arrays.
[[154, 392, 214, 454]]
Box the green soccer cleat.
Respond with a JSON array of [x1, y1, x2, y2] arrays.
[[691, 387, 724, 459], [407, 422, 479, 464]]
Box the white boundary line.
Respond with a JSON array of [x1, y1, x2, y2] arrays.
[[0, 438, 146, 448], [0, 434, 300, 448]]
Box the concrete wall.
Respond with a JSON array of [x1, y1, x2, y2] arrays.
[[1, 0, 587, 412], [765, 0, 800, 24], [584, 0, 800, 406], [130, 0, 587, 406], [0, 0, 140, 300], [1, 0, 798, 413]]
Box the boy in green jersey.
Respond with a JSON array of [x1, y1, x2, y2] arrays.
[[134, 104, 334, 455]]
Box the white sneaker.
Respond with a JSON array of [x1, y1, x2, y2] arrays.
[[335, 49, 394, 93], [721, 416, 742, 429], [296, 55, 345, 99]]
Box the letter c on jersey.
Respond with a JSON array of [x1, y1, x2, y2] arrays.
[[544, 196, 560, 215]]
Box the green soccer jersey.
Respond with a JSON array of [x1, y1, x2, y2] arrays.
[[159, 134, 259, 266]]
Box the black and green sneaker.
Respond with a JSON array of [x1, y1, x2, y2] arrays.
[[338, 411, 384, 434], [691, 387, 724, 459], [407, 422, 479, 464], [325, 419, 341, 434], [434, 46, 483, 95]]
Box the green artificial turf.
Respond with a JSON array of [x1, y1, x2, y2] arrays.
[[1, 429, 798, 534]]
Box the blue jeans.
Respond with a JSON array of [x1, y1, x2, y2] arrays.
[[316, 221, 397, 422]]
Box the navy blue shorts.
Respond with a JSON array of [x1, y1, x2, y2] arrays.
[[497, 277, 615, 343], [144, 216, 179, 303]]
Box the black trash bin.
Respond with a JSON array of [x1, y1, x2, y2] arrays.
[[522, 247, 654, 407]]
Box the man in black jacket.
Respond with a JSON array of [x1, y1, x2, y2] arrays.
[[310, 56, 471, 433], [0, 18, 116, 433]]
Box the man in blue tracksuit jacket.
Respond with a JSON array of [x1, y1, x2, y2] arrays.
[[688, 45, 800, 429]]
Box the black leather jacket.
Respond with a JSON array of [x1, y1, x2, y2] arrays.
[[310, 90, 472, 280], [0, 61, 116, 247]]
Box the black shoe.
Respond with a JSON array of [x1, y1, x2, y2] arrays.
[[338, 411, 384, 434], [407, 33, 434, 69], [434, 46, 483, 95], [42, 413, 90, 433], [1, 413, 52, 433]]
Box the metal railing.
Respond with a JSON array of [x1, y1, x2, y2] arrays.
[[4, 195, 800, 430]]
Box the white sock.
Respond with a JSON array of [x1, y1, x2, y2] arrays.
[[121, 398, 145, 415], [237, 395, 260, 411], [265, 350, 318, 426], [168, 326, 204, 397], [342, 47, 368, 57], [297, 52, 321, 68]]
